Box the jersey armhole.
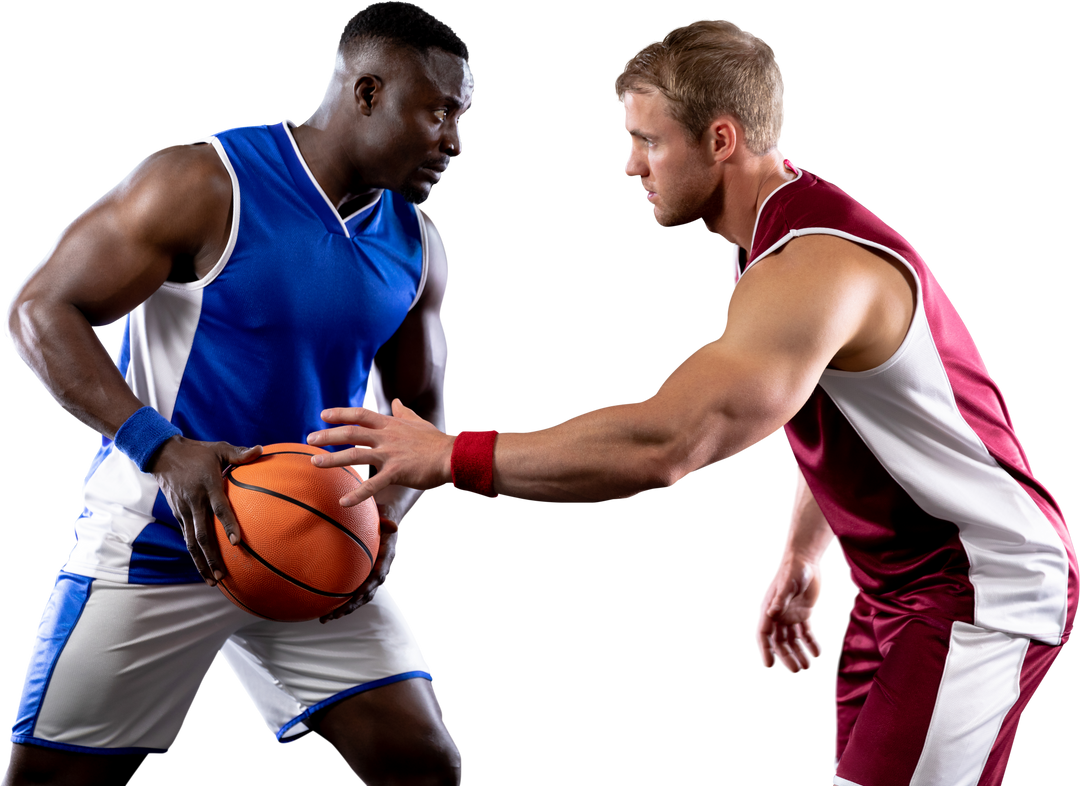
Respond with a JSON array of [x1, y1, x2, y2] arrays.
[[161, 137, 241, 292], [408, 209, 431, 311]]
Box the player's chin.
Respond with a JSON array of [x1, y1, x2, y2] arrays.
[[398, 181, 433, 204], [653, 205, 693, 228]]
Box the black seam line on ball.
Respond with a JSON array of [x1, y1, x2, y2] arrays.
[[234, 544, 356, 600], [223, 466, 375, 565]]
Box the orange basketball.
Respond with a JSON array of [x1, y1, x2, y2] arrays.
[[212, 443, 379, 622]]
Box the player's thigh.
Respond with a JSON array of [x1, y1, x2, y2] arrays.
[[836, 616, 1037, 786], [835, 595, 881, 764], [221, 590, 433, 741], [12, 573, 243, 755], [315, 677, 459, 784]]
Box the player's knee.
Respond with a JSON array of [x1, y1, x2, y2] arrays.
[[414, 735, 461, 786], [361, 731, 460, 786]]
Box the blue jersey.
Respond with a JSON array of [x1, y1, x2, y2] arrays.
[[68, 122, 430, 584]]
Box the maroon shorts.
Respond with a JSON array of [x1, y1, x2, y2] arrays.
[[834, 594, 1064, 786]]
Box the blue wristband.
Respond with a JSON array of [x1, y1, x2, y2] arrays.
[[113, 406, 182, 472]]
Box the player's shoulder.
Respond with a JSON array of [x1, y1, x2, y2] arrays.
[[128, 143, 230, 201], [113, 143, 231, 235]]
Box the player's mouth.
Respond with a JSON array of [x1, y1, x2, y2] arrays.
[[419, 160, 449, 182]]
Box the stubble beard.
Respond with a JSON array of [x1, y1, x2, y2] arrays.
[[399, 183, 431, 204]]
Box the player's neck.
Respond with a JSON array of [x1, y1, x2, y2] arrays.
[[292, 120, 381, 214], [704, 150, 793, 249]]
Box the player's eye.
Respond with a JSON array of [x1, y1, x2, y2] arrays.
[[433, 108, 448, 121]]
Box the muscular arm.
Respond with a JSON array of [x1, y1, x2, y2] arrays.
[[309, 234, 915, 506], [8, 145, 257, 583], [9, 145, 232, 435]]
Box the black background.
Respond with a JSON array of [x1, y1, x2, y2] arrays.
[[6, 3, 1071, 781]]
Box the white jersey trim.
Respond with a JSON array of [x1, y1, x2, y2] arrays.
[[408, 207, 442, 310], [279, 122, 384, 233], [159, 137, 241, 293]]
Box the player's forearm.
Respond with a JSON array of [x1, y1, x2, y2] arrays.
[[9, 295, 143, 437], [488, 401, 733, 502], [782, 473, 834, 563]]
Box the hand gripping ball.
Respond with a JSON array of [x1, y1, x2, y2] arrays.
[[213, 443, 380, 622]]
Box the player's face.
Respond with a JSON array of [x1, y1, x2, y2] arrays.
[[366, 49, 473, 204], [623, 90, 719, 227]]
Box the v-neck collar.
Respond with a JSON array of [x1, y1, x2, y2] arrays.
[[268, 121, 383, 238]]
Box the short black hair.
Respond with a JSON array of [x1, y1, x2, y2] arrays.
[[339, 2, 468, 61]]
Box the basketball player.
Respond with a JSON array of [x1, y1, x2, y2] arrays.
[[5, 4, 468, 785], [307, 20, 1077, 786]]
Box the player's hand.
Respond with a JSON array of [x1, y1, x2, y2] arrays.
[[307, 400, 455, 507], [320, 514, 399, 623], [758, 556, 822, 672], [150, 436, 262, 586]]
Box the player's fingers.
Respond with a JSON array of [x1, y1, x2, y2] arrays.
[[308, 426, 383, 452], [221, 443, 262, 467], [390, 398, 421, 421], [209, 444, 256, 548], [339, 471, 393, 507], [781, 630, 812, 673], [206, 474, 244, 547], [311, 444, 377, 468], [318, 407, 388, 427], [797, 621, 821, 659], [782, 624, 810, 670], [772, 627, 803, 673], [177, 504, 216, 585], [196, 491, 231, 582], [758, 624, 777, 668]]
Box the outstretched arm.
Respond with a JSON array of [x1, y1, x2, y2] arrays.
[[308, 234, 914, 506], [757, 471, 834, 672]]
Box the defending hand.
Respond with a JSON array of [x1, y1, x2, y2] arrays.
[[307, 400, 455, 507]]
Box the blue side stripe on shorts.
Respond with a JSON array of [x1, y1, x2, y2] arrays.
[[275, 670, 432, 742], [12, 572, 94, 738]]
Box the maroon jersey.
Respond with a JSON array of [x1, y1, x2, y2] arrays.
[[738, 164, 1076, 644]]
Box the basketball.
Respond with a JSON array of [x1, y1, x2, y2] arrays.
[[212, 443, 380, 622]]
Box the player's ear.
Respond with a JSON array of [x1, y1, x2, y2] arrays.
[[706, 117, 738, 163], [354, 75, 382, 115]]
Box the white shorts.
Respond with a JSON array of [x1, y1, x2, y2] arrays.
[[12, 572, 430, 754]]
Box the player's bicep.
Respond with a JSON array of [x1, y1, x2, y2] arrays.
[[720, 242, 875, 394], [644, 249, 871, 468], [28, 201, 174, 326]]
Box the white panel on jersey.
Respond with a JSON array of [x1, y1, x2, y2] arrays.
[[127, 286, 204, 420], [809, 230, 1069, 644], [910, 622, 1028, 785], [66, 449, 161, 581]]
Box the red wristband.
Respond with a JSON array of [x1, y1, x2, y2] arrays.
[[450, 431, 499, 497]]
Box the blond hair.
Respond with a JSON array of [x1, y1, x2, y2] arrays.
[[615, 21, 783, 154]]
